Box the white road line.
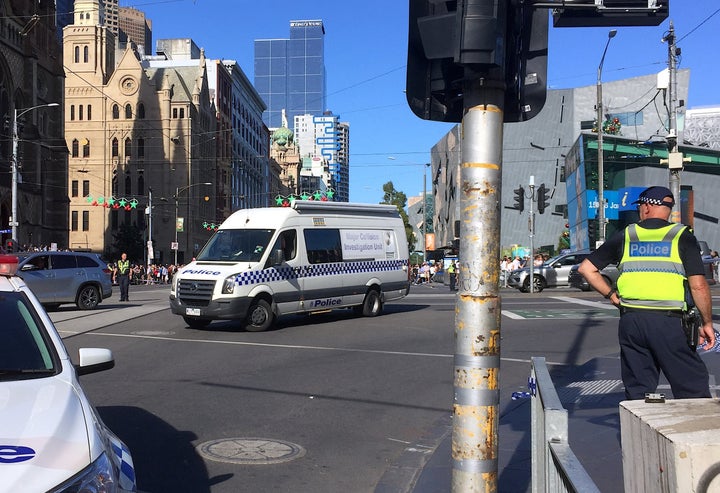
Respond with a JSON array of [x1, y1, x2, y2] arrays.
[[502, 310, 526, 319], [84, 332, 570, 366], [550, 296, 617, 310]]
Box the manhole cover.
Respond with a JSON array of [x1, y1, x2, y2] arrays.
[[197, 438, 306, 465]]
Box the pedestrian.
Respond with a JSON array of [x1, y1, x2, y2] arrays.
[[578, 186, 715, 400], [115, 252, 131, 302], [448, 259, 457, 291]]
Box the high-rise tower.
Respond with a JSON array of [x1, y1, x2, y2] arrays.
[[254, 20, 326, 129]]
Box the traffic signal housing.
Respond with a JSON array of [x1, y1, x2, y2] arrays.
[[513, 186, 525, 213], [406, 0, 548, 123], [537, 183, 550, 214], [553, 0, 669, 27], [588, 219, 598, 245]]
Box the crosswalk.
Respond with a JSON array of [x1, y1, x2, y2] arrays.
[[502, 296, 617, 319]]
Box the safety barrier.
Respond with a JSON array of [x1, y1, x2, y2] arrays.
[[530, 357, 601, 493]]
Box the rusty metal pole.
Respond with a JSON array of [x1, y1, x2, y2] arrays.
[[452, 78, 504, 492]]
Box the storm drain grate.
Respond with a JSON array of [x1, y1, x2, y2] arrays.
[[196, 438, 306, 465]]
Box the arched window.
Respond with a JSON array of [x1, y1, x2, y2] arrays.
[[112, 104, 119, 119], [111, 138, 119, 157], [78, 105, 83, 121], [137, 138, 145, 158], [83, 46, 88, 63], [179, 108, 185, 118], [124, 138, 131, 157], [137, 103, 145, 119], [70, 105, 75, 121], [125, 104, 132, 119], [137, 174, 145, 196], [87, 105, 91, 120], [125, 175, 132, 195], [71, 139, 79, 157], [74, 46, 79, 63], [82, 139, 90, 158]]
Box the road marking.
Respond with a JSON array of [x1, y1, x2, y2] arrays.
[[551, 296, 616, 310], [84, 332, 570, 366]]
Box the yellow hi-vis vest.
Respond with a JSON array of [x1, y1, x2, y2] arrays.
[[617, 223, 687, 311]]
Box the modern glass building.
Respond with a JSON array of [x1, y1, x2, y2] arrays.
[[254, 20, 326, 129]]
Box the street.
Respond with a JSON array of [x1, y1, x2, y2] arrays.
[[54, 283, 720, 492]]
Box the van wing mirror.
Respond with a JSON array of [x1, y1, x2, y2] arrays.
[[270, 248, 285, 265]]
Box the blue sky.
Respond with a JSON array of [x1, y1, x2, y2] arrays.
[[126, 0, 720, 205]]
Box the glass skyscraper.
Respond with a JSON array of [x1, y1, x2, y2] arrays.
[[254, 20, 326, 129]]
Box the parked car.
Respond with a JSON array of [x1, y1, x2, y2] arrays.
[[570, 255, 715, 292], [568, 263, 619, 291], [13, 251, 113, 310], [0, 254, 136, 492], [507, 251, 590, 293]]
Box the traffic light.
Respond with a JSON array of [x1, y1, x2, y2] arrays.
[[513, 186, 525, 213], [552, 0, 669, 27], [588, 219, 598, 245], [537, 183, 550, 214], [504, 0, 549, 122], [5, 239, 16, 253]]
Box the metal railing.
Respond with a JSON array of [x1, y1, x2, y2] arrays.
[[530, 357, 601, 493]]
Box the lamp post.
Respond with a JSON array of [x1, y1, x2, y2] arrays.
[[174, 182, 211, 265], [11, 102, 60, 242], [596, 29, 616, 245]]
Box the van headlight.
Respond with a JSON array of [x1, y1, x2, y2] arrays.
[[52, 452, 119, 492], [222, 276, 236, 294]]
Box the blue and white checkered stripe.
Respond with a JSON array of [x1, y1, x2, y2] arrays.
[[233, 259, 407, 286], [109, 434, 136, 491]]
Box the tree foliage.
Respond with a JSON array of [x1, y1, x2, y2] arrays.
[[380, 181, 415, 252], [107, 223, 145, 263]]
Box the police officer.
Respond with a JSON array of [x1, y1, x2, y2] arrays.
[[578, 186, 715, 400], [447, 260, 457, 291], [115, 252, 131, 302]]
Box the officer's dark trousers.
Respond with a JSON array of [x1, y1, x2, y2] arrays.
[[619, 309, 710, 400], [119, 274, 130, 301]]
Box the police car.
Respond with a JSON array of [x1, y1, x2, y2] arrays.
[[0, 255, 136, 492]]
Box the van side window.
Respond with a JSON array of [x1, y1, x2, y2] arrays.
[[271, 229, 297, 261], [304, 229, 343, 264]]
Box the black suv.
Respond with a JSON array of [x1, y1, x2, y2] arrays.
[[14, 251, 113, 309]]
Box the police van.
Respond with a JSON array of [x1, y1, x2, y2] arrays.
[[170, 201, 411, 331]]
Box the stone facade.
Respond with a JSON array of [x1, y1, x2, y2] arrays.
[[64, 0, 216, 264], [0, 0, 67, 249]]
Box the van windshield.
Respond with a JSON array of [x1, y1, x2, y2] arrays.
[[196, 229, 275, 262]]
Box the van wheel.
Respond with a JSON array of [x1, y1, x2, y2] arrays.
[[245, 299, 274, 332], [361, 289, 383, 317], [183, 317, 211, 329], [77, 285, 100, 310]]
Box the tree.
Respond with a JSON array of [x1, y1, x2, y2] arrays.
[[107, 223, 145, 263], [380, 181, 415, 253]]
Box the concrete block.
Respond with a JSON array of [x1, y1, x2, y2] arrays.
[[620, 398, 720, 492]]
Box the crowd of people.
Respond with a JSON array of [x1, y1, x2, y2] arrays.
[[107, 260, 181, 286]]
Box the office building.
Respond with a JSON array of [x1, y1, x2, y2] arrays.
[[118, 6, 152, 55], [254, 20, 326, 129], [429, 70, 720, 255], [294, 112, 349, 202]]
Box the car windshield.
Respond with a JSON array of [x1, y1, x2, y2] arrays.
[[196, 229, 275, 262], [0, 292, 57, 379]]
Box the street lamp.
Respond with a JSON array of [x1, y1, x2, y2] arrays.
[[596, 29, 616, 245], [174, 182, 211, 265], [11, 102, 60, 242]]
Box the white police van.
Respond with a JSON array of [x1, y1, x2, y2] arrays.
[[170, 201, 411, 331], [0, 255, 136, 492]]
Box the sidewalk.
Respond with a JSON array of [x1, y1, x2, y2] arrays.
[[405, 349, 720, 492]]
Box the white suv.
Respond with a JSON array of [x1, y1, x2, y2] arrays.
[[0, 255, 136, 492]]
